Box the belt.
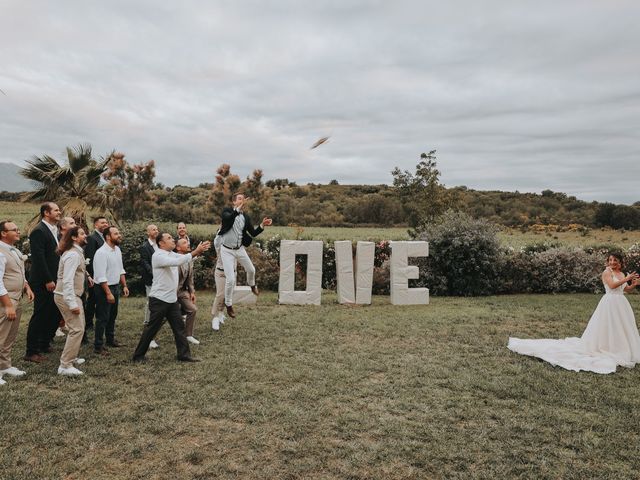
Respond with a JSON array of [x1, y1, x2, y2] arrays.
[[216, 267, 224, 272], [222, 244, 241, 250]]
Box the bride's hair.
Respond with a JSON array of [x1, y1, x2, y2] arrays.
[[607, 252, 624, 267]]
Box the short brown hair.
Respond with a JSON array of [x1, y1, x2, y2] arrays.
[[40, 202, 55, 218]]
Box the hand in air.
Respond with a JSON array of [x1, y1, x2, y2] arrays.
[[194, 241, 211, 255], [262, 217, 273, 227]]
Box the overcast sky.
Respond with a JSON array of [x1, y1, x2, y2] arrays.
[[1, 1, 639, 203]]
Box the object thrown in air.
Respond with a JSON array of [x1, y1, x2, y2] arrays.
[[310, 136, 330, 149]]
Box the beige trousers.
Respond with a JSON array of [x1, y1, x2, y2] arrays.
[[54, 295, 85, 369], [177, 290, 197, 337], [0, 298, 22, 370], [211, 269, 226, 317]]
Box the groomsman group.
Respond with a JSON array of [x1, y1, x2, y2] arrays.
[[0, 194, 270, 384]]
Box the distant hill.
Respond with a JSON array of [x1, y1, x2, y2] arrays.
[[0, 163, 33, 192]]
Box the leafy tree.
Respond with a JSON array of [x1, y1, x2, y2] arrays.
[[208, 164, 241, 221], [391, 150, 457, 227], [102, 152, 156, 222], [20, 143, 113, 228], [265, 178, 297, 189]]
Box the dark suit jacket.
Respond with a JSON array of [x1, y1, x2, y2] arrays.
[[28, 221, 60, 286], [84, 230, 105, 277], [218, 208, 263, 247], [139, 240, 155, 287]]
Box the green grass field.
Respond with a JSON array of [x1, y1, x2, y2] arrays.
[[2, 292, 640, 479]]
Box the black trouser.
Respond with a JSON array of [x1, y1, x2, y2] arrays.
[[25, 284, 62, 356], [84, 286, 97, 331], [133, 297, 191, 361], [94, 284, 120, 348]]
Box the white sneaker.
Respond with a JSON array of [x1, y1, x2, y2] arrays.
[[0, 366, 26, 377], [149, 340, 159, 349], [58, 366, 84, 376], [186, 336, 200, 345], [212, 317, 220, 331], [73, 358, 86, 365], [55, 328, 66, 337], [0, 377, 6, 386]]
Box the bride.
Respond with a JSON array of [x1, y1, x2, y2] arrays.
[[508, 253, 640, 374]]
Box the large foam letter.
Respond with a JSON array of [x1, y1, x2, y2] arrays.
[[278, 240, 323, 305], [233, 286, 257, 305], [390, 241, 429, 305], [335, 241, 355, 303], [335, 241, 374, 304]]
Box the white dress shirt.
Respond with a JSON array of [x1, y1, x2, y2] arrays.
[[56, 245, 84, 309], [93, 243, 126, 285], [149, 249, 194, 303], [42, 220, 59, 245], [0, 253, 7, 297]]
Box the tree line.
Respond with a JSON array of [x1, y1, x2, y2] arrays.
[[3, 144, 639, 230]]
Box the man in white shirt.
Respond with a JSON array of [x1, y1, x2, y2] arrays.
[[139, 224, 160, 349], [92, 226, 129, 355], [132, 233, 210, 363], [0, 221, 34, 385]]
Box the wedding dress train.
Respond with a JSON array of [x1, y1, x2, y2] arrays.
[[508, 271, 640, 374]]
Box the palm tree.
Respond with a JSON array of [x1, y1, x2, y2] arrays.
[[20, 143, 117, 229]]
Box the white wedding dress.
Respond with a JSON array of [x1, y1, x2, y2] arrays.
[[508, 269, 640, 374]]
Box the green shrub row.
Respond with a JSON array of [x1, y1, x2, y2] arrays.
[[112, 216, 640, 297]]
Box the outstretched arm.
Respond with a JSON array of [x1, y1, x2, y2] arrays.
[[602, 268, 638, 290]]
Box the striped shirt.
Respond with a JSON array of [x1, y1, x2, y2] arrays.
[[220, 210, 245, 248]]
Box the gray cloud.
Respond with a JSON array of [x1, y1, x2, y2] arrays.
[[1, 0, 639, 203]]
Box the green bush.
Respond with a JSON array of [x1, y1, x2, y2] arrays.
[[413, 211, 501, 296]]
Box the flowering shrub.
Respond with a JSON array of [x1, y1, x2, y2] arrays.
[[498, 248, 603, 294], [19, 222, 638, 297]]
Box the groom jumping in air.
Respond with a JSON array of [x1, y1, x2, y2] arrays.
[[216, 192, 271, 318]]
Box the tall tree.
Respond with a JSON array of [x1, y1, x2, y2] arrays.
[[391, 150, 457, 227], [20, 143, 113, 229], [208, 164, 242, 222], [102, 152, 156, 221]]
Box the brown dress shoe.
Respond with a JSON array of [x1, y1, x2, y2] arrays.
[[24, 354, 45, 363], [250, 285, 260, 296], [226, 305, 236, 318], [94, 347, 110, 356]]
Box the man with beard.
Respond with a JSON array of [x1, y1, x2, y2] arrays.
[[83, 216, 109, 343], [92, 226, 129, 355], [24, 202, 63, 363], [176, 222, 190, 246]]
